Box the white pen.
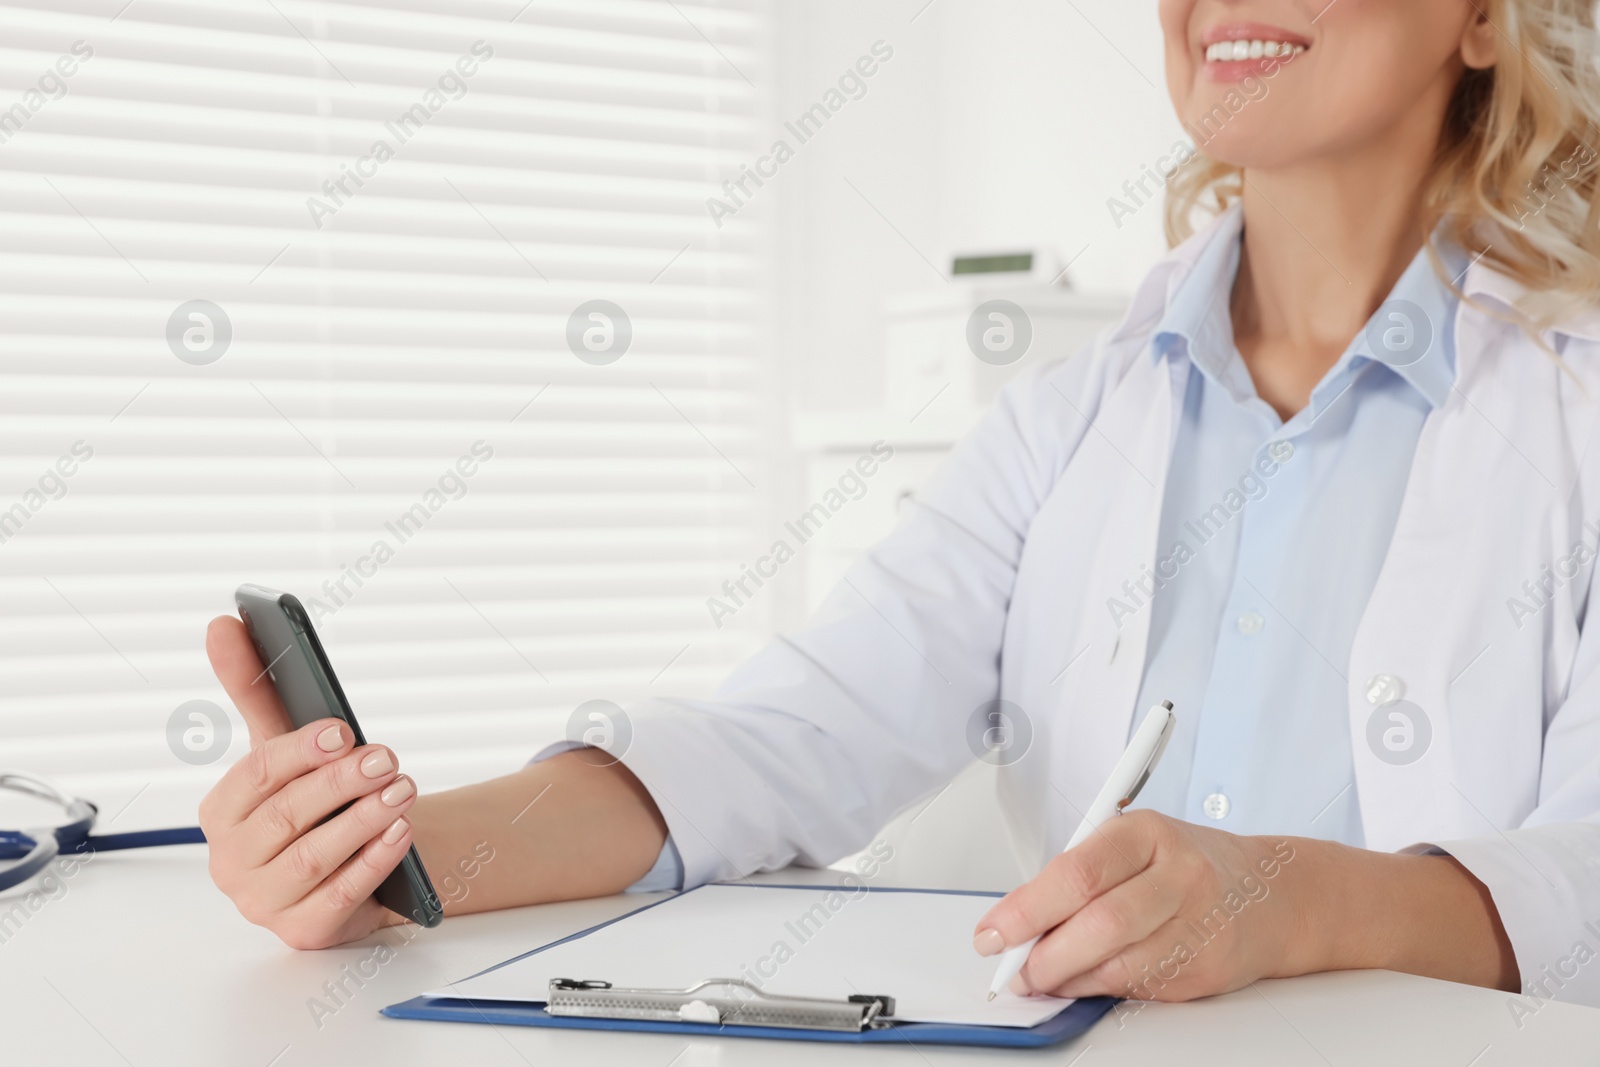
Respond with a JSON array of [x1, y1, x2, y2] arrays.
[[986, 700, 1176, 1001]]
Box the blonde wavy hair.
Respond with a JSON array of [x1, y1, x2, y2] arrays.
[[1165, 0, 1600, 328]]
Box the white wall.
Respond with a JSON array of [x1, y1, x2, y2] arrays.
[[772, 0, 1184, 412]]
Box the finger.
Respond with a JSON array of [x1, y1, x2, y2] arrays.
[[1014, 871, 1178, 995], [288, 815, 414, 929], [974, 814, 1159, 955], [232, 744, 401, 868], [199, 717, 354, 832], [275, 896, 394, 952], [1047, 916, 1216, 1002], [258, 773, 417, 907], [207, 615, 291, 747]]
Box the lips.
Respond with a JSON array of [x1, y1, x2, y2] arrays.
[[1201, 21, 1313, 50]]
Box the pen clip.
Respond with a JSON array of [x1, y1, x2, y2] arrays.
[[1114, 706, 1176, 812]]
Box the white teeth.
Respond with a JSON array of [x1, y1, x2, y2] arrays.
[[1205, 39, 1305, 62]]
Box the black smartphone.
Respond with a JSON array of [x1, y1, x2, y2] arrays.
[[234, 583, 443, 929]]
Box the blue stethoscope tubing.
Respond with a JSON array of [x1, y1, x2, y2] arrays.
[[0, 772, 206, 893]]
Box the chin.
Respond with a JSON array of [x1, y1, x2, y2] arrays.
[[1179, 109, 1296, 170]]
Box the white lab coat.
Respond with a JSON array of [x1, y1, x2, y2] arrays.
[[618, 213, 1600, 1006]]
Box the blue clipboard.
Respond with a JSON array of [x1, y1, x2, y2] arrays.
[[382, 883, 1117, 1049]]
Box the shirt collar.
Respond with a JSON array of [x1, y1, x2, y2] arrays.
[[1355, 241, 1461, 410], [1148, 203, 1460, 411], [1148, 203, 1244, 385]]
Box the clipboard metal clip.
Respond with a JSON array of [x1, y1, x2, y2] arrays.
[[548, 978, 896, 1033]]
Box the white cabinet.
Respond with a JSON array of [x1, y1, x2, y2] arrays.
[[885, 284, 1129, 424]]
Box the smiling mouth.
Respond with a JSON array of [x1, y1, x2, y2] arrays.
[[1204, 38, 1306, 62]]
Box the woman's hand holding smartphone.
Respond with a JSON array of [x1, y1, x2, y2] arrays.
[[199, 595, 674, 950], [197, 616, 421, 950]]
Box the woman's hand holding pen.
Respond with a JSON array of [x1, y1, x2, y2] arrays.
[[971, 810, 1518, 1001]]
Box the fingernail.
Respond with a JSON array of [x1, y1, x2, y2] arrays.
[[973, 928, 1006, 957], [361, 749, 395, 778], [316, 725, 345, 752], [1008, 974, 1030, 996], [382, 817, 409, 844], [381, 776, 415, 807]]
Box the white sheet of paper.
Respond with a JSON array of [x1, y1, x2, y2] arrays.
[[434, 884, 1073, 1029]]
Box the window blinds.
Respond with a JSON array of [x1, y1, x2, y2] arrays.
[[0, 0, 773, 827]]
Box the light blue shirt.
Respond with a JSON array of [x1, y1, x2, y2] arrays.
[[1132, 211, 1460, 844], [626, 210, 1461, 888]]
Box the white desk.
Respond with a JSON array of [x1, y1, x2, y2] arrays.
[[5, 848, 1598, 1066]]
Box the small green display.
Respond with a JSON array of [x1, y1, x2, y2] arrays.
[[952, 252, 1033, 275]]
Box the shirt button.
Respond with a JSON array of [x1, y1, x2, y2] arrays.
[[1365, 673, 1406, 705], [1236, 612, 1265, 636], [1202, 792, 1231, 820]]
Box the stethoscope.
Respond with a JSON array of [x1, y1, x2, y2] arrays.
[[0, 772, 206, 893]]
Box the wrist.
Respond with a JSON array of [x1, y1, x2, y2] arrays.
[[1263, 837, 1517, 990], [1279, 838, 1429, 974], [1251, 835, 1349, 976], [1287, 838, 1389, 973]]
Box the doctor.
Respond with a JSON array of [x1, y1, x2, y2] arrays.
[[197, 0, 1600, 1007]]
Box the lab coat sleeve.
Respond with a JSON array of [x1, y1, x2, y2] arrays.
[[608, 351, 1107, 890], [1415, 581, 1600, 1006]]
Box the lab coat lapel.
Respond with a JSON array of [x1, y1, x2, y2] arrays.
[[1048, 349, 1187, 857], [1349, 289, 1597, 850]]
